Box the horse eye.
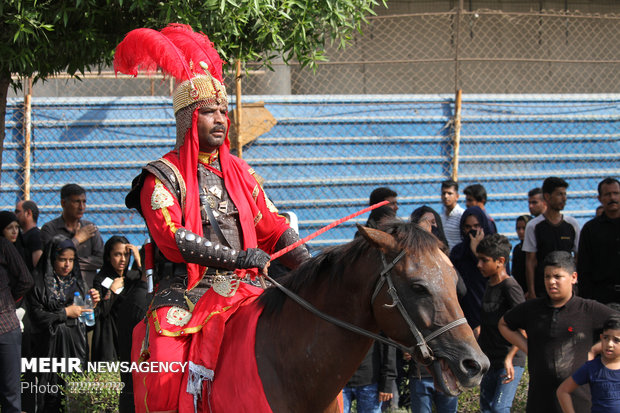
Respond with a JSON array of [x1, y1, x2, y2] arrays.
[[410, 284, 429, 295]]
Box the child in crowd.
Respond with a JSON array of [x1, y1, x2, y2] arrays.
[[476, 234, 525, 413], [476, 234, 526, 413], [556, 316, 620, 413], [511, 214, 532, 293], [499, 251, 618, 413]]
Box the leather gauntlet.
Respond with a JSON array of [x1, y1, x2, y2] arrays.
[[175, 228, 238, 270], [235, 248, 271, 270], [274, 227, 311, 270]]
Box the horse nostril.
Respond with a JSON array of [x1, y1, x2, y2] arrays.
[[461, 359, 483, 377]]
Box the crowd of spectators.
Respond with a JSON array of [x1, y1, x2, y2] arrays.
[[0, 184, 147, 413], [344, 176, 620, 413], [1, 175, 619, 413]]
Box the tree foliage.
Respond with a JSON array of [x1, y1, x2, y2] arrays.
[[0, 0, 385, 175], [1, 0, 385, 88]]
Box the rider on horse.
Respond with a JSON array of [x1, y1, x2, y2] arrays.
[[115, 24, 310, 412]]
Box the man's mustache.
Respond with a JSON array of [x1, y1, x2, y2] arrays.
[[210, 125, 226, 133]]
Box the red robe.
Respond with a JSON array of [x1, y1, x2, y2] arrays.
[[132, 108, 290, 412]]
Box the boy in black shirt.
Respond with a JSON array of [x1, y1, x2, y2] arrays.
[[477, 234, 526, 412], [499, 251, 618, 413]]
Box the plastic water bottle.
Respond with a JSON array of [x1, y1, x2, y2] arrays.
[[83, 294, 95, 327], [73, 292, 86, 324]]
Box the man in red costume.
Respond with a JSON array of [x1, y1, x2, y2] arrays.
[[117, 25, 310, 412]]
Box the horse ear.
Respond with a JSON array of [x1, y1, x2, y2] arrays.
[[356, 224, 399, 252]]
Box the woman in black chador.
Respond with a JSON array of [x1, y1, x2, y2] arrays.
[[91, 235, 142, 362], [28, 235, 100, 412]]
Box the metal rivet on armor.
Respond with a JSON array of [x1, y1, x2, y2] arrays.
[[222, 246, 229, 251], [185, 233, 196, 242], [214, 244, 220, 250], [205, 241, 212, 247], [196, 236, 202, 244], [200, 254, 204, 257], [182, 248, 186, 252]]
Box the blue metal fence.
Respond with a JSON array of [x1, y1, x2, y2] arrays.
[[2, 94, 619, 251]]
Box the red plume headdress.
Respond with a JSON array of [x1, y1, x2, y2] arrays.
[[114, 25, 227, 114]]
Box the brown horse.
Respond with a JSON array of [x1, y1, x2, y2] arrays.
[[208, 220, 489, 412]]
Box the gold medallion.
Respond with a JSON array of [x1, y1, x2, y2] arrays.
[[151, 181, 175, 210], [166, 306, 192, 327], [212, 275, 240, 297]]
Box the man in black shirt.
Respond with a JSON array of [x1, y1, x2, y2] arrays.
[[499, 251, 618, 413], [522, 177, 580, 299], [578, 177, 620, 304], [15, 200, 43, 270]]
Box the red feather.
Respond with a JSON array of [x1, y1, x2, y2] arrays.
[[160, 24, 224, 82], [114, 28, 193, 82]]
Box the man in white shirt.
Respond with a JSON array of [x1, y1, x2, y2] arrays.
[[440, 179, 465, 251]]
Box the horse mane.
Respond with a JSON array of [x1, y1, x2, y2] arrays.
[[259, 219, 439, 316]]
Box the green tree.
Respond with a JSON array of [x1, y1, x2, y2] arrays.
[[0, 0, 385, 174]]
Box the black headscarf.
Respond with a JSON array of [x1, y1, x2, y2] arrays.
[[38, 235, 82, 304], [0, 210, 27, 260], [0, 211, 18, 233], [458, 206, 495, 242]]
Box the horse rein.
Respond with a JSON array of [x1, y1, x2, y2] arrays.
[[263, 248, 467, 362]]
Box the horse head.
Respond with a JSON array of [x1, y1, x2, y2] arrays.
[[358, 222, 489, 396]]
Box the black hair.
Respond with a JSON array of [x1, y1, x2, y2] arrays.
[[603, 316, 620, 333], [22, 200, 40, 223], [528, 187, 542, 198], [597, 177, 620, 196], [542, 251, 576, 274], [60, 183, 86, 200], [100, 235, 131, 278], [542, 177, 568, 195], [369, 187, 397, 206], [476, 233, 511, 262], [464, 184, 487, 204], [441, 179, 458, 191], [410, 205, 449, 251]]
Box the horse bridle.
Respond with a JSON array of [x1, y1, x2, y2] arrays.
[[371, 250, 467, 364], [263, 248, 467, 364]]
